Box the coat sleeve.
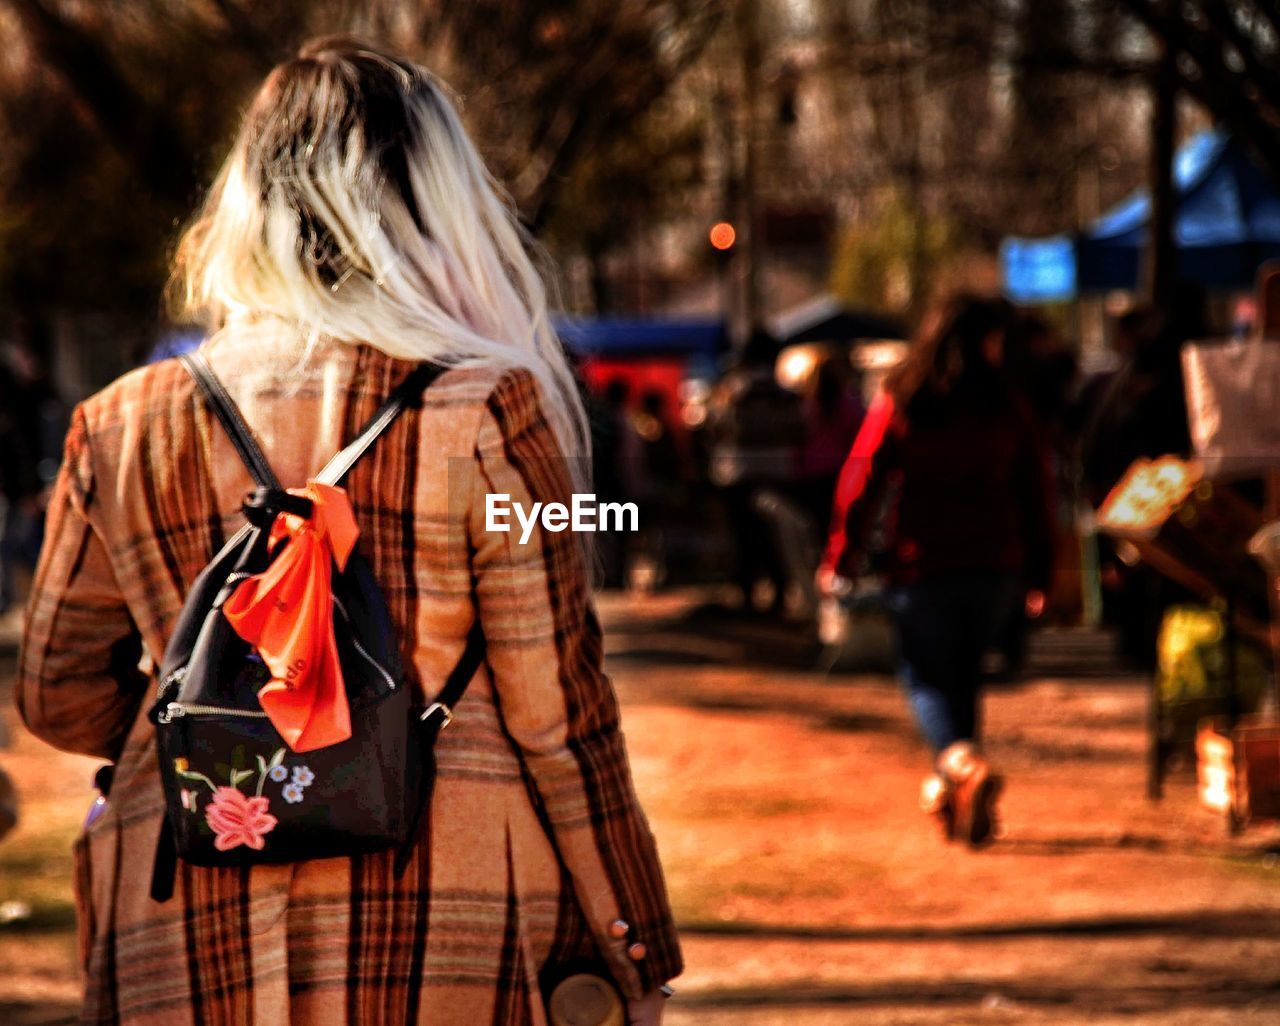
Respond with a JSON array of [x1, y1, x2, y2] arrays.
[[467, 369, 681, 998], [16, 404, 147, 761], [820, 390, 900, 578]]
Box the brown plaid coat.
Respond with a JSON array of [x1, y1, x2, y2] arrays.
[[17, 331, 681, 1024]]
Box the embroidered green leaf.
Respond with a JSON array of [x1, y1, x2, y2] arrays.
[[176, 769, 218, 792], [229, 768, 254, 788], [255, 751, 279, 798]]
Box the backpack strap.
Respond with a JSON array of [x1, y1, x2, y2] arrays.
[[422, 620, 485, 729], [182, 351, 444, 491], [394, 619, 486, 877], [180, 351, 282, 490], [314, 362, 444, 486]]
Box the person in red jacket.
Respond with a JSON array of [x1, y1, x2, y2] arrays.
[[817, 295, 1055, 845]]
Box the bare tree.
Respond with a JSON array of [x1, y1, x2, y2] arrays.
[[0, 0, 724, 339], [1114, 0, 1280, 183]]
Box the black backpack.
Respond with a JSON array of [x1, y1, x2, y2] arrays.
[[148, 352, 483, 901]]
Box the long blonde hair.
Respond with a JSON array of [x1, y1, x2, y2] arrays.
[[172, 36, 588, 466]]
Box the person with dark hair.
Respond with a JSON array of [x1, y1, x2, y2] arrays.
[[629, 388, 685, 589], [1078, 303, 1193, 669], [818, 295, 1056, 845], [999, 313, 1076, 674], [591, 377, 642, 588], [0, 329, 65, 612], [707, 329, 805, 612], [797, 355, 864, 538]]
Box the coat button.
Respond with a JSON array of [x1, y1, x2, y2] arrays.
[[627, 942, 647, 960], [608, 919, 630, 939]]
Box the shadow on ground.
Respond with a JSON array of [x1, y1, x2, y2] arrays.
[[676, 977, 1280, 1014], [679, 907, 1280, 942], [0, 1003, 76, 1026]]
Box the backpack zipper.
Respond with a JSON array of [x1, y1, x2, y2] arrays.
[[331, 596, 397, 692], [157, 701, 270, 723], [157, 665, 187, 698], [154, 596, 397, 725]]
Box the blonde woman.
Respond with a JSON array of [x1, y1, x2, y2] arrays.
[[18, 37, 679, 1025]]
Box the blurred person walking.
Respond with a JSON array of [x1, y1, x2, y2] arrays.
[[707, 329, 805, 613], [629, 388, 685, 590], [17, 38, 678, 1026], [591, 378, 642, 588], [817, 296, 1055, 845], [1078, 303, 1193, 669], [0, 328, 64, 612], [0, 362, 28, 614], [796, 355, 864, 546], [999, 314, 1078, 675]]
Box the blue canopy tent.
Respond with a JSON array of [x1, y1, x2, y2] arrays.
[[1002, 130, 1280, 303], [555, 316, 727, 359], [147, 328, 203, 363], [149, 317, 729, 365]]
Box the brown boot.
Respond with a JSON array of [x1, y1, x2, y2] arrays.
[[938, 742, 1002, 847]]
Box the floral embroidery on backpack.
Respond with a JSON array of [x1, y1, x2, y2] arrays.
[[206, 789, 277, 851], [171, 747, 318, 850]]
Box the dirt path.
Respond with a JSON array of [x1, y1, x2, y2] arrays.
[[2, 593, 1279, 1024], [600, 593, 1280, 1024]]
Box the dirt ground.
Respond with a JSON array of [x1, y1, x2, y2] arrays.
[[3, 592, 1280, 1024]]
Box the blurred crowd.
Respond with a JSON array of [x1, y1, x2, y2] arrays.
[[0, 296, 1205, 665], [587, 291, 1202, 675], [0, 293, 1226, 848]]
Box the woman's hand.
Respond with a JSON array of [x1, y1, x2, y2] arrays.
[[815, 565, 851, 598], [626, 989, 667, 1026], [815, 564, 836, 596], [1025, 589, 1046, 618]]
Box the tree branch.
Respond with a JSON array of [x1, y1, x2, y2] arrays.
[[1117, 0, 1280, 183], [523, 3, 725, 230], [206, 0, 281, 68], [1200, 0, 1280, 112], [1, 0, 197, 203]]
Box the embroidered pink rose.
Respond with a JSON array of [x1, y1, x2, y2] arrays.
[[205, 786, 278, 851]]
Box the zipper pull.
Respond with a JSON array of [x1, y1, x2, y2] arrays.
[[157, 703, 186, 724], [156, 666, 187, 698]]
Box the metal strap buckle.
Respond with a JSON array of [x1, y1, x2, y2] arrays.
[[421, 702, 453, 729]]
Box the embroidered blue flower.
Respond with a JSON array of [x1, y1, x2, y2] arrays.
[[282, 783, 305, 804], [268, 765, 288, 783], [291, 765, 315, 787]]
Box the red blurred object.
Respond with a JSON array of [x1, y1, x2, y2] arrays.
[[580, 357, 690, 437]]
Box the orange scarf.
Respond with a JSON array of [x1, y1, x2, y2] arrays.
[[223, 482, 359, 752]]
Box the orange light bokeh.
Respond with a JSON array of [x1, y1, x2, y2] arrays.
[[709, 221, 736, 251]]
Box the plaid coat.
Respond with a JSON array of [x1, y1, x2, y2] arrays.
[[17, 330, 681, 1024]]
